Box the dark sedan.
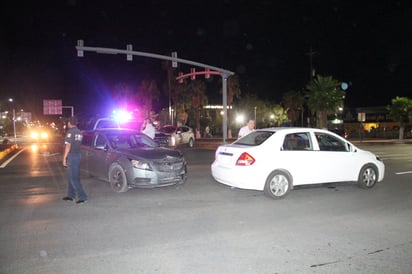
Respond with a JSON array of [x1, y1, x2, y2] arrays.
[[81, 128, 187, 192]]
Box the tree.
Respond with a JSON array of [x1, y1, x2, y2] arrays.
[[187, 80, 208, 138], [282, 90, 304, 126], [305, 75, 345, 129], [387, 96, 412, 140], [226, 75, 242, 138], [270, 104, 289, 127], [233, 93, 277, 128], [135, 80, 160, 118]]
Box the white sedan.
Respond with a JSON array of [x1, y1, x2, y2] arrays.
[[211, 127, 385, 199]]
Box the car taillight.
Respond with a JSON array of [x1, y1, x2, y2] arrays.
[[235, 152, 255, 166]]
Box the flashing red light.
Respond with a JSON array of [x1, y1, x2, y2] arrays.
[[235, 152, 255, 166]]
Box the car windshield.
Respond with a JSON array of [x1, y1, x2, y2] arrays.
[[107, 132, 157, 149], [234, 131, 275, 146], [159, 126, 176, 134]]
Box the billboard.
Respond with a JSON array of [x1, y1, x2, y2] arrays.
[[43, 99, 62, 115]]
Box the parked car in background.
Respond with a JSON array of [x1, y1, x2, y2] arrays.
[[155, 125, 195, 148], [81, 128, 187, 192], [211, 127, 385, 199], [329, 127, 348, 138]]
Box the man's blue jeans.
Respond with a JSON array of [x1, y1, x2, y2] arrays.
[[66, 153, 87, 201]]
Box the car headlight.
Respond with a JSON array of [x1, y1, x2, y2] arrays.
[[40, 132, 48, 139], [131, 159, 152, 170]]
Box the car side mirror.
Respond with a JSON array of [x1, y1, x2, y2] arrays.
[[347, 143, 357, 152]]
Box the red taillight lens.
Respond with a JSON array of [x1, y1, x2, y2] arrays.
[[235, 152, 255, 166]]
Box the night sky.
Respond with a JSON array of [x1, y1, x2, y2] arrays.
[[0, 0, 409, 118]]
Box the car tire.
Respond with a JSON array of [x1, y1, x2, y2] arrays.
[[358, 164, 378, 189], [188, 138, 194, 148], [264, 170, 292, 199], [108, 163, 129, 193]]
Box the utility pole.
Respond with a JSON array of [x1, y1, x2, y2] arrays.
[[305, 47, 318, 80]]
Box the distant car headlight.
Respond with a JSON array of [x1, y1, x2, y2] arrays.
[[170, 136, 176, 146], [30, 131, 39, 139], [30, 130, 48, 140], [131, 160, 152, 170]]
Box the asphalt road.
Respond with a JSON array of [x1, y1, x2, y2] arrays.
[[0, 143, 411, 274]]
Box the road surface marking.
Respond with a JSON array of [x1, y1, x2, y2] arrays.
[[0, 148, 26, 168]]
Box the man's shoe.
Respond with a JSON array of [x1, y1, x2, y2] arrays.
[[76, 200, 87, 205], [62, 196, 74, 201]]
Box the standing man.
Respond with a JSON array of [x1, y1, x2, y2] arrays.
[[62, 116, 87, 204], [238, 119, 255, 139]]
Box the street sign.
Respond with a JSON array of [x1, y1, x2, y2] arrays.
[[43, 99, 62, 115]]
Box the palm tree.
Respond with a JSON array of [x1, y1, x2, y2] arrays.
[[305, 75, 345, 128], [282, 90, 304, 126], [387, 96, 412, 140]]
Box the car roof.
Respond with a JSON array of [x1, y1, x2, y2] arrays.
[[84, 128, 140, 134], [254, 127, 341, 135]]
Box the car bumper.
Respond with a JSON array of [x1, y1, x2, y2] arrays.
[[128, 167, 187, 188], [211, 161, 264, 191]]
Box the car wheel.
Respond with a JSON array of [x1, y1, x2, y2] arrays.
[[264, 171, 292, 199], [108, 163, 129, 193], [358, 164, 378, 189], [188, 138, 194, 148]]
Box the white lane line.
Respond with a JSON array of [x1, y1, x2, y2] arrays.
[[0, 147, 26, 168], [395, 171, 412, 175]]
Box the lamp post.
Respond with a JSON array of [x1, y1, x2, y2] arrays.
[[8, 98, 16, 143]]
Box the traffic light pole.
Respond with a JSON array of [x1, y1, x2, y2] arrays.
[[76, 40, 235, 143]]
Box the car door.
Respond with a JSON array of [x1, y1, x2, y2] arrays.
[[279, 132, 321, 185], [87, 133, 110, 179], [310, 131, 358, 183], [175, 127, 184, 145], [179, 126, 189, 144]]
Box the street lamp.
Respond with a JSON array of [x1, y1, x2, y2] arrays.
[[8, 98, 17, 143]]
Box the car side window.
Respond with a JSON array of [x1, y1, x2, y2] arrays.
[[94, 134, 107, 149], [315, 132, 347, 152], [282, 133, 312, 151], [81, 133, 93, 146]]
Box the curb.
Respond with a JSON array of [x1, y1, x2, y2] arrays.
[[0, 144, 19, 161]]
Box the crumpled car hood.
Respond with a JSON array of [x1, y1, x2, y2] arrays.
[[116, 147, 183, 160]]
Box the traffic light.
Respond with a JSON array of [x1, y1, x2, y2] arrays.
[[77, 40, 84, 57], [172, 51, 178, 68], [126, 44, 133, 61]]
